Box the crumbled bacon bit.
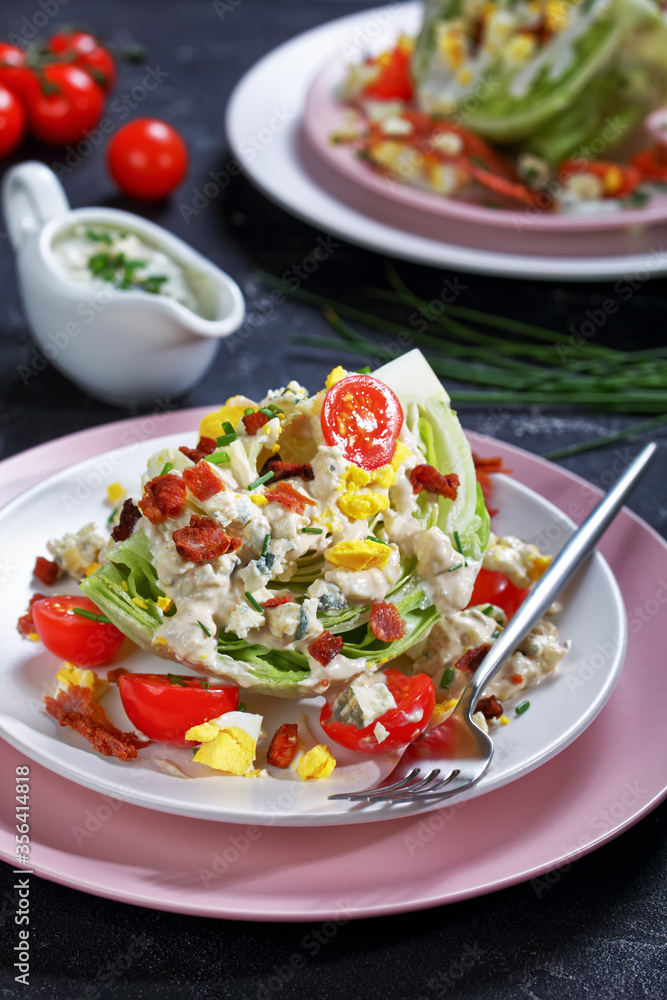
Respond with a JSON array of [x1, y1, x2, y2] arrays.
[[308, 629, 343, 666], [369, 601, 406, 642], [475, 695, 503, 720], [267, 723, 298, 768], [511, 673, 523, 685], [44, 683, 148, 760], [408, 464, 460, 501], [139, 474, 187, 524], [265, 481, 317, 516], [17, 593, 45, 638], [33, 556, 60, 586], [260, 455, 314, 482], [179, 435, 217, 463], [242, 411, 270, 436], [111, 498, 142, 541], [107, 667, 130, 684], [454, 644, 491, 672], [172, 514, 242, 563], [182, 460, 224, 502], [263, 595, 293, 608]]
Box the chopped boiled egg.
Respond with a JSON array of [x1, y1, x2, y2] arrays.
[[56, 663, 107, 700], [337, 490, 390, 521], [198, 400, 250, 440], [186, 711, 264, 775], [106, 482, 126, 504], [324, 539, 391, 571], [296, 744, 336, 781]]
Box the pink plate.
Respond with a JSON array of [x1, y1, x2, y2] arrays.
[[1, 412, 666, 920], [303, 44, 667, 258]]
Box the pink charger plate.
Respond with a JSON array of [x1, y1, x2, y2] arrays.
[[303, 54, 667, 259], [1, 411, 666, 921]]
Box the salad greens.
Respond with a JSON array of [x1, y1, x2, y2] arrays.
[[81, 351, 489, 697], [413, 0, 667, 164]]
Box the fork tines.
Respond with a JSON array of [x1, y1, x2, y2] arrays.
[[328, 767, 461, 803]]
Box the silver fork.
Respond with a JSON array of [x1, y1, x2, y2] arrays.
[[329, 442, 657, 806]]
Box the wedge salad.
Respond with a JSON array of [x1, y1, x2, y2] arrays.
[[25, 352, 568, 781], [335, 0, 667, 212]]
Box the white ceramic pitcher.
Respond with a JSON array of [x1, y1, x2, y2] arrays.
[[3, 161, 245, 406]]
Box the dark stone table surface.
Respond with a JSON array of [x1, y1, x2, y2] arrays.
[[0, 2, 664, 997]]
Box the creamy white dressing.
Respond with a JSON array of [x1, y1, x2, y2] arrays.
[[52, 224, 200, 314]]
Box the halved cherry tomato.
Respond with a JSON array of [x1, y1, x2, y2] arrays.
[[25, 63, 105, 145], [467, 567, 529, 620], [362, 42, 414, 102], [321, 374, 403, 470], [558, 160, 642, 199], [31, 595, 125, 667], [320, 669, 435, 754], [47, 31, 116, 92], [107, 118, 188, 200], [118, 673, 239, 746], [632, 146, 667, 182], [0, 84, 26, 158]]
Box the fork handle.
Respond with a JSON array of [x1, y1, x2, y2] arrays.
[[460, 441, 657, 716]]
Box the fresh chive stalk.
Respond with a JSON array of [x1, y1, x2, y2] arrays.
[[73, 608, 111, 624], [247, 472, 274, 491], [244, 591, 264, 614]]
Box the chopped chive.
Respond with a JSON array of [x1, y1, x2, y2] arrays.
[[85, 229, 113, 244], [247, 471, 274, 491], [440, 666, 455, 688], [261, 533, 271, 557], [159, 462, 173, 476], [481, 605, 495, 617], [192, 746, 200, 756], [107, 507, 118, 525], [259, 407, 275, 418], [196, 620, 211, 638], [222, 421, 235, 435], [206, 450, 229, 465], [164, 603, 177, 618], [216, 432, 237, 446], [453, 531, 463, 554], [200, 680, 210, 689], [244, 591, 264, 614], [302, 527, 323, 534], [492, 628, 501, 639], [73, 607, 111, 623], [244, 407, 254, 416], [515, 700, 530, 716], [356, 366, 372, 373], [367, 535, 389, 545], [448, 563, 464, 572], [168, 674, 188, 687], [267, 403, 282, 414], [238, 702, 247, 712]]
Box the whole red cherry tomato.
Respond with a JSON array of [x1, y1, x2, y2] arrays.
[[320, 669, 435, 754], [31, 595, 125, 667], [0, 43, 36, 103], [118, 673, 239, 746], [107, 118, 188, 200], [26, 63, 105, 145], [47, 31, 116, 92], [0, 84, 26, 158], [321, 374, 404, 470], [467, 567, 529, 620]]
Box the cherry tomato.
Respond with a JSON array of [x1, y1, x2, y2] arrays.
[[0, 43, 36, 103], [363, 42, 413, 102], [321, 374, 404, 470], [107, 119, 188, 200], [632, 146, 667, 181], [118, 673, 239, 746], [467, 568, 529, 620], [320, 669, 435, 754], [47, 31, 116, 92], [26, 63, 105, 145], [0, 84, 26, 158], [31, 595, 125, 667], [558, 160, 642, 199]]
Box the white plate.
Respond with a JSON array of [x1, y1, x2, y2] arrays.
[[0, 432, 626, 826], [225, 2, 667, 281]]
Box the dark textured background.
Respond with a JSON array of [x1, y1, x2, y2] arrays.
[[0, 2, 665, 997]]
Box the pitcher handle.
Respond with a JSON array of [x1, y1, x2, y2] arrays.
[[2, 161, 71, 252]]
